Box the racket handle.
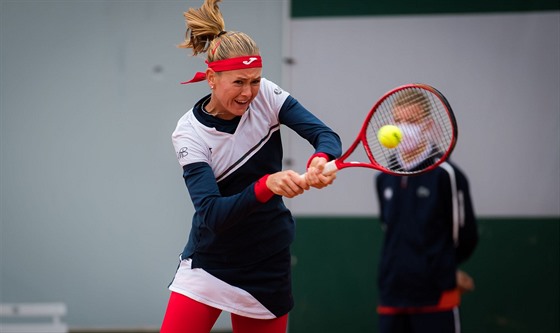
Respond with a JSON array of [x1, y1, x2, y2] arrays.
[[300, 160, 339, 180], [322, 160, 338, 175]]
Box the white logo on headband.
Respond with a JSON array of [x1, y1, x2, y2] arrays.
[[243, 57, 258, 65]]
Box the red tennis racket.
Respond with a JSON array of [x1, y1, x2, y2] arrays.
[[308, 83, 457, 177]]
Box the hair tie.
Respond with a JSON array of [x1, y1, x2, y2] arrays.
[[211, 32, 227, 55]]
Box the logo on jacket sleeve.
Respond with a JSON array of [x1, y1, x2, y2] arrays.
[[177, 147, 188, 160]]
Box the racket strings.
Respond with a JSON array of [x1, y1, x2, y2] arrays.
[[365, 86, 455, 174]]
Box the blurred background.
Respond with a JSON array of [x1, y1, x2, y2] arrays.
[[1, 0, 558, 332]]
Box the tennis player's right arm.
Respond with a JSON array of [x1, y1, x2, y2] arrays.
[[183, 162, 263, 233], [183, 163, 307, 233]]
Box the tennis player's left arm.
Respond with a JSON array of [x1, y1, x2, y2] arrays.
[[279, 96, 342, 160]]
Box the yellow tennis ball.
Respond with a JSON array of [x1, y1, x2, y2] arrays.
[[377, 125, 402, 149]]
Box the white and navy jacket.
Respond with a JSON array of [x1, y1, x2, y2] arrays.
[[375, 155, 478, 308], [170, 78, 341, 317]]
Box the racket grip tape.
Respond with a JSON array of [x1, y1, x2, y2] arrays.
[[299, 160, 339, 180]]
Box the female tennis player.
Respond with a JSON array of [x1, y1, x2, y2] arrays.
[[160, 1, 342, 332]]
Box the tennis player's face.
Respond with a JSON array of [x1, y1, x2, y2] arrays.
[[210, 68, 262, 120]]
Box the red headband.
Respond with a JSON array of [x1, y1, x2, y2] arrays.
[[181, 55, 263, 84]]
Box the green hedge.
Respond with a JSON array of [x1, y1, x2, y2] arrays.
[[289, 217, 559, 333], [291, 0, 560, 18]]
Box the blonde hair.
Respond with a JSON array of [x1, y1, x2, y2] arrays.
[[393, 89, 432, 116], [179, 0, 259, 62]]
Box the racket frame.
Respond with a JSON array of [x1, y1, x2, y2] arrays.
[[329, 83, 458, 176]]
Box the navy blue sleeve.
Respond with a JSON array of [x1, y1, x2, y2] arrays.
[[279, 96, 342, 160], [454, 168, 478, 264], [375, 173, 388, 226], [182, 162, 262, 233]]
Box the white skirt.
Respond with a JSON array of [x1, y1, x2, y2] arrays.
[[168, 258, 276, 319]]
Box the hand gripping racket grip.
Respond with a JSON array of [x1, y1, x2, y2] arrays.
[[300, 160, 339, 180]]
